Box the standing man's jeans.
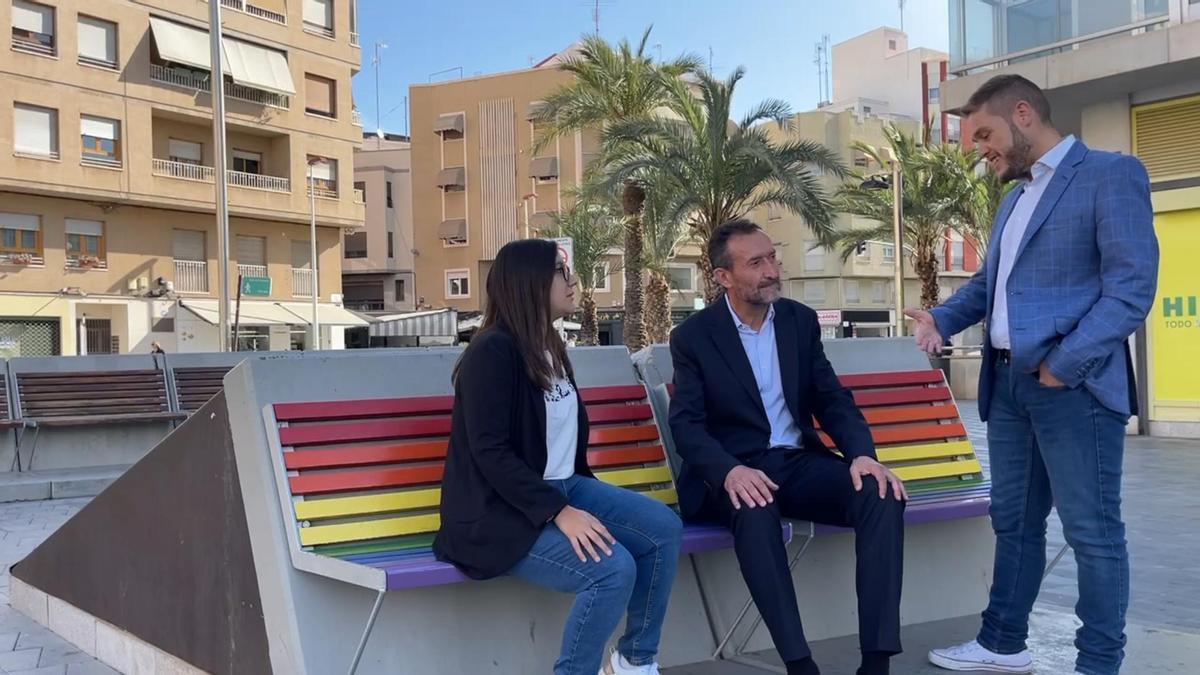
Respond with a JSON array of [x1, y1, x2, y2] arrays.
[[507, 475, 682, 675], [980, 361, 1130, 675]]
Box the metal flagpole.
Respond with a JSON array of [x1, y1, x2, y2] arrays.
[[209, 0, 232, 351], [308, 159, 321, 350]]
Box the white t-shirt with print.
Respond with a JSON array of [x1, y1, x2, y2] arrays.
[[543, 371, 579, 480]]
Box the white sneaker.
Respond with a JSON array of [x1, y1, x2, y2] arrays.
[[928, 640, 1034, 673], [599, 647, 660, 675]]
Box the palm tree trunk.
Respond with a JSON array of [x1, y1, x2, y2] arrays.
[[579, 291, 599, 346], [645, 271, 672, 344], [621, 181, 647, 352], [915, 245, 941, 310], [697, 252, 719, 304]]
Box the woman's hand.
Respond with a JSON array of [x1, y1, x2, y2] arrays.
[[554, 505, 616, 562]]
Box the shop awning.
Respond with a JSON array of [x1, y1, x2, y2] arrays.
[[179, 299, 297, 326], [275, 302, 370, 326], [457, 315, 580, 332], [370, 309, 459, 338], [222, 38, 296, 95]]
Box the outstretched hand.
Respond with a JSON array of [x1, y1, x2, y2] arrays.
[[904, 308, 944, 356]]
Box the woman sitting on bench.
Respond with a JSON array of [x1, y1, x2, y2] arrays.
[[435, 239, 683, 675]]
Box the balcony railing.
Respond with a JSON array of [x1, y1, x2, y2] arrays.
[[66, 256, 109, 270], [0, 253, 45, 267], [217, 0, 286, 25], [237, 264, 268, 280], [307, 181, 339, 199], [350, 32, 360, 47], [154, 158, 216, 183], [174, 260, 209, 293], [303, 22, 335, 38], [344, 300, 385, 312], [150, 63, 290, 109], [11, 34, 54, 56], [227, 170, 290, 193], [292, 268, 314, 298], [353, 188, 366, 204], [351, 109, 363, 126]]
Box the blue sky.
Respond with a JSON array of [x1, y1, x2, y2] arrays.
[[352, 0, 950, 135]]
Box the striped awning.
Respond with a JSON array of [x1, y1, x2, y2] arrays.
[[369, 309, 459, 338]]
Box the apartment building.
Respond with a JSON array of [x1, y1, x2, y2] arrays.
[[345, 131, 414, 315], [754, 108, 978, 340], [409, 52, 703, 344], [824, 27, 958, 143], [943, 0, 1200, 437], [0, 0, 365, 356]]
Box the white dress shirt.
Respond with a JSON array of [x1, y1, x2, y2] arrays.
[[726, 296, 804, 449]]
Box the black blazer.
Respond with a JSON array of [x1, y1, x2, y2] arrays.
[[433, 328, 594, 579], [668, 298, 875, 518]]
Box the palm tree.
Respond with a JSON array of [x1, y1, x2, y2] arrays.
[[599, 68, 847, 302], [640, 184, 692, 343], [833, 124, 965, 309], [532, 28, 702, 352], [536, 200, 623, 346], [918, 142, 1013, 262]]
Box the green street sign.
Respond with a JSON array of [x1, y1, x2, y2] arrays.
[[241, 276, 271, 297]]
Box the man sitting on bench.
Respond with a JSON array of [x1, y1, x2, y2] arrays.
[[668, 220, 907, 675]]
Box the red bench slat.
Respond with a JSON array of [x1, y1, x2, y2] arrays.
[[280, 418, 453, 447], [586, 403, 653, 424], [291, 464, 446, 495], [579, 385, 648, 404], [838, 370, 944, 389], [275, 396, 455, 423], [854, 386, 951, 407], [284, 441, 449, 470]]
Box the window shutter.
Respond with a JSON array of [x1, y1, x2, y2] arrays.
[[236, 236, 266, 266], [12, 1, 53, 35], [14, 105, 56, 156], [173, 230, 205, 261], [65, 219, 104, 236], [78, 16, 116, 64]]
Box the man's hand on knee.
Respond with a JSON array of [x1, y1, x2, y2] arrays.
[[723, 465, 779, 510], [849, 457, 908, 501]]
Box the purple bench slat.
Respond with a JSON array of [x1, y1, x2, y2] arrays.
[[812, 494, 991, 535]]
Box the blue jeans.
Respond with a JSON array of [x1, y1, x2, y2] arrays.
[[979, 362, 1129, 675], [507, 475, 683, 675]]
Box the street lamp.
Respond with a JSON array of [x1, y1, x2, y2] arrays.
[[859, 146, 904, 337], [306, 156, 325, 350]]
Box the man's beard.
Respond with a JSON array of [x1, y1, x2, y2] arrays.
[[745, 279, 782, 305], [999, 122, 1035, 182]]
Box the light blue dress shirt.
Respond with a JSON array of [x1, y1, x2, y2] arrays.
[[991, 135, 1077, 349], [726, 296, 804, 449]]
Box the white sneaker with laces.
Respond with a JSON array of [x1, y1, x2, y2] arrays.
[[928, 640, 1034, 673], [599, 647, 660, 675]]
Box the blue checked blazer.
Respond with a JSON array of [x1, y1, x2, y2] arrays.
[[930, 140, 1159, 421]]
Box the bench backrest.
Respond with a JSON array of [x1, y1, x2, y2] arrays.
[[271, 385, 677, 560], [17, 369, 172, 419], [0, 373, 12, 422], [174, 367, 234, 413]]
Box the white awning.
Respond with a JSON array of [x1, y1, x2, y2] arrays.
[[149, 17, 211, 71], [179, 299, 298, 326], [275, 302, 370, 327], [222, 38, 296, 95], [371, 309, 459, 338]]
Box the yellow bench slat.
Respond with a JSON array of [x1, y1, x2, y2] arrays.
[[877, 441, 975, 465], [295, 488, 441, 521], [893, 459, 983, 482], [643, 488, 678, 505], [300, 512, 441, 546], [596, 466, 674, 488]]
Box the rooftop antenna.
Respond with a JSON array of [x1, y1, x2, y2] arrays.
[[593, 0, 600, 32], [373, 41, 388, 147], [899, 0, 906, 32]]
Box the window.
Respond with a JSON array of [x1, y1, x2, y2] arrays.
[[173, 229, 205, 261], [872, 281, 885, 303], [951, 240, 965, 271], [343, 231, 366, 258], [80, 115, 120, 166], [882, 244, 895, 263], [845, 280, 860, 304], [233, 149, 262, 175], [0, 212, 41, 258], [11, 1, 55, 56], [593, 261, 611, 292], [168, 138, 202, 166], [888, 39, 897, 50], [14, 103, 58, 159], [804, 241, 824, 272], [852, 151, 870, 168], [291, 240, 312, 270], [353, 180, 366, 203], [862, 105, 873, 114], [386, 180, 394, 208], [395, 278, 406, 302], [307, 156, 337, 196], [304, 73, 336, 118], [666, 264, 695, 292], [235, 235, 266, 267], [65, 219, 105, 266], [303, 0, 334, 36], [77, 15, 116, 68], [387, 231, 394, 258], [928, 87, 940, 103], [803, 281, 825, 304], [446, 269, 470, 299]]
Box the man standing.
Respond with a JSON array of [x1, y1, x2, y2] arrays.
[[910, 75, 1159, 675], [669, 220, 907, 675]]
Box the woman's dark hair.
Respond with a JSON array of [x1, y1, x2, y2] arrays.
[[453, 238, 571, 390]]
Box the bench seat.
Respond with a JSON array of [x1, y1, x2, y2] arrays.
[[23, 411, 187, 427]]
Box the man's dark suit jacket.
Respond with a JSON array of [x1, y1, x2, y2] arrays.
[[668, 298, 876, 518]]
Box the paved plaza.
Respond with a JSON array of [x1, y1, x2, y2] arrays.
[[2, 404, 1198, 674]]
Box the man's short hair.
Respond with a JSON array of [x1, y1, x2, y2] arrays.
[[709, 219, 763, 270], [952, 74, 1052, 124]]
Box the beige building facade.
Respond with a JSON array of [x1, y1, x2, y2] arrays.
[[1, 0, 364, 356], [409, 57, 702, 343], [345, 132, 415, 317]]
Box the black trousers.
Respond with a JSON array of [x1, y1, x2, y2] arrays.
[[697, 447, 906, 661]]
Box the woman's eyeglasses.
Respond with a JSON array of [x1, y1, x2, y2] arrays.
[[555, 263, 572, 283]]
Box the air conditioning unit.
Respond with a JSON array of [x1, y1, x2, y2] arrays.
[[330, 293, 344, 304]]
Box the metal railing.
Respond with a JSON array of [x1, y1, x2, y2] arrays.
[[150, 63, 289, 109], [307, 182, 339, 199], [952, 15, 1172, 75], [174, 260, 209, 293], [218, 0, 286, 25], [237, 264, 268, 280], [0, 253, 46, 267], [292, 268, 314, 298], [154, 158, 216, 183], [227, 170, 290, 193], [344, 300, 385, 312], [350, 32, 360, 47], [11, 36, 54, 56], [65, 256, 109, 270], [353, 188, 366, 204], [303, 22, 335, 38], [351, 109, 363, 126]]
